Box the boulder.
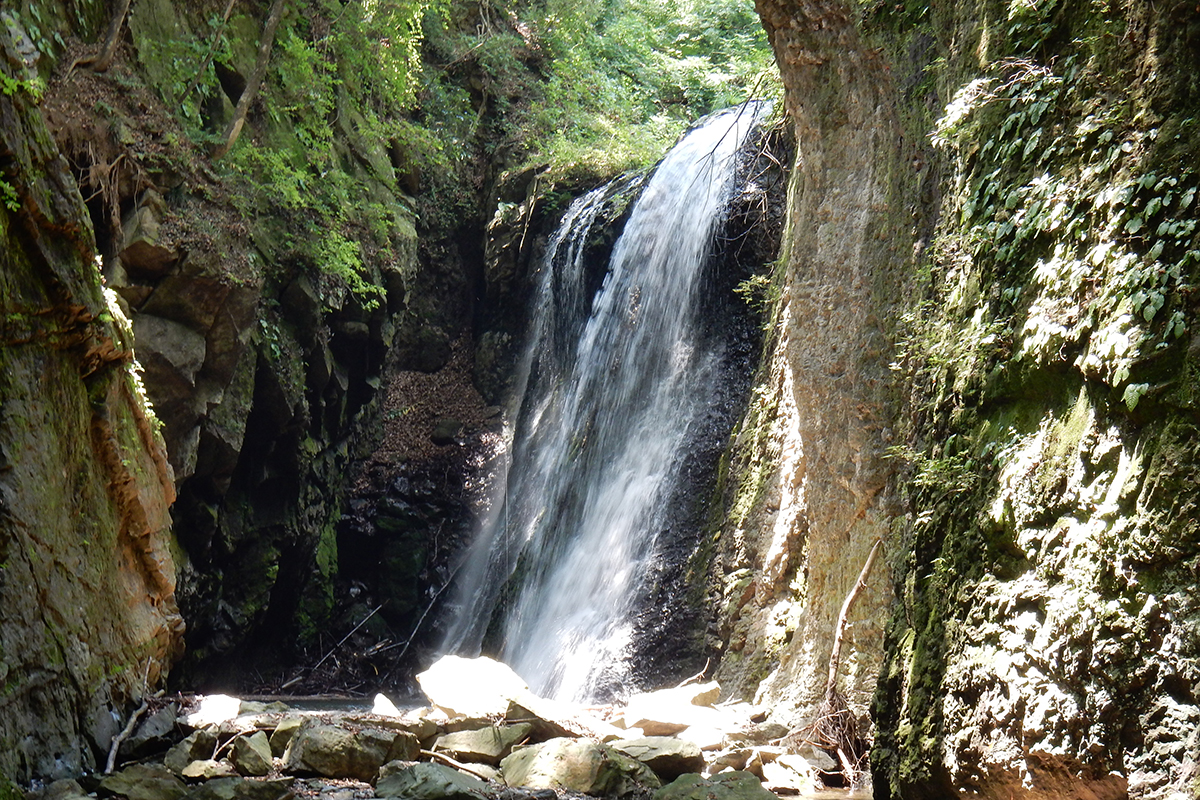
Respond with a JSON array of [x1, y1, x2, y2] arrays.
[[119, 191, 178, 279], [499, 738, 660, 798], [505, 698, 626, 742], [724, 722, 788, 747], [610, 737, 704, 780], [434, 724, 534, 765], [120, 704, 180, 759], [761, 755, 819, 794], [616, 686, 726, 737], [165, 729, 219, 775], [284, 723, 418, 781], [269, 717, 306, 757], [416, 656, 535, 718], [345, 713, 439, 743], [34, 780, 91, 800], [376, 762, 489, 800], [652, 772, 776, 800], [231, 731, 273, 776], [180, 760, 238, 780], [100, 764, 188, 800], [184, 777, 293, 800]]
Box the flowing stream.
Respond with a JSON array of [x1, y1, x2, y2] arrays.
[[441, 103, 769, 702]]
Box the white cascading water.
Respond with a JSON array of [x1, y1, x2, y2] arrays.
[[440, 103, 769, 702]]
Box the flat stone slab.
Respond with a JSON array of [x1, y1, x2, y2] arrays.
[[610, 737, 704, 780], [376, 762, 489, 800]]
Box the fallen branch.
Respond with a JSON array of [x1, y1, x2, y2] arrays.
[[421, 749, 492, 780], [825, 537, 882, 700], [311, 603, 383, 673]]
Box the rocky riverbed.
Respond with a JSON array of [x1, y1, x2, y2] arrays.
[[35, 658, 845, 800]]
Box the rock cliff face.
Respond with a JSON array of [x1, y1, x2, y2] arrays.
[[709, 0, 903, 730], [725, 0, 1200, 798], [0, 26, 182, 779]]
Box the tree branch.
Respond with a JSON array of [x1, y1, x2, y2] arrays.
[[212, 0, 287, 159]]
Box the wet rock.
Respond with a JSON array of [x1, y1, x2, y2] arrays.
[[100, 764, 188, 800], [232, 731, 273, 776], [417, 656, 534, 718], [610, 737, 704, 781], [652, 772, 775, 800], [433, 723, 534, 765], [180, 760, 239, 780], [375, 762, 489, 800], [499, 738, 660, 798], [284, 723, 417, 781]]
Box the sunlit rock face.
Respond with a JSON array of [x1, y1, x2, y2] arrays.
[[0, 26, 183, 780], [707, 0, 901, 736], [725, 1, 1200, 799]]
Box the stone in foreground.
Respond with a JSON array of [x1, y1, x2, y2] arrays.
[[434, 723, 534, 765], [376, 762, 490, 800], [232, 731, 274, 776], [653, 772, 776, 800], [99, 764, 187, 800], [284, 723, 418, 781], [610, 737, 704, 781], [500, 738, 661, 798]]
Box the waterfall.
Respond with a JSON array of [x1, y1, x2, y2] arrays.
[[441, 103, 769, 702]]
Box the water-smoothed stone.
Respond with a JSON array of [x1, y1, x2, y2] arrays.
[[499, 738, 660, 797], [434, 724, 534, 765], [610, 737, 704, 781], [376, 762, 489, 800], [232, 731, 273, 776], [184, 777, 292, 800], [100, 764, 188, 800], [652, 772, 774, 800], [285, 723, 417, 780], [166, 729, 220, 775]]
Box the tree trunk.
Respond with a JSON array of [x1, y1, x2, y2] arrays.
[[211, 0, 286, 159], [91, 0, 133, 72]]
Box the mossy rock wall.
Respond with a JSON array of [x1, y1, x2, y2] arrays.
[[725, 0, 1200, 797], [0, 25, 183, 779]]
